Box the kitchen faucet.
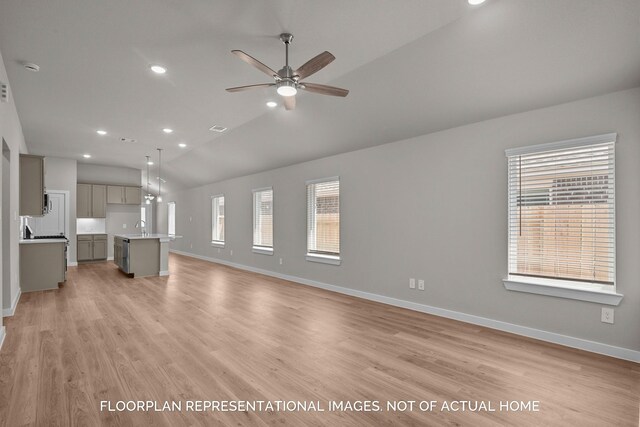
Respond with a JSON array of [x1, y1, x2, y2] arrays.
[[135, 220, 147, 236]]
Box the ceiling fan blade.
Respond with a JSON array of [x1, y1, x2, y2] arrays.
[[294, 51, 335, 80], [231, 50, 278, 78], [226, 83, 275, 93], [283, 95, 296, 111], [300, 83, 349, 97]]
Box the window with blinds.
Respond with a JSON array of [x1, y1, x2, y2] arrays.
[[506, 134, 615, 287], [167, 202, 176, 236], [307, 178, 340, 262], [211, 195, 225, 244], [252, 188, 273, 252]]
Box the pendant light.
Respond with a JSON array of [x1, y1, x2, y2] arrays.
[[156, 148, 163, 202], [144, 156, 155, 204]]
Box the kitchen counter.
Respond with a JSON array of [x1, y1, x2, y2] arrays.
[[20, 238, 68, 244], [113, 233, 180, 241]]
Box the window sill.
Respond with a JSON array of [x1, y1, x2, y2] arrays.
[[306, 253, 341, 265], [210, 241, 225, 248], [252, 246, 273, 255], [503, 276, 623, 306]]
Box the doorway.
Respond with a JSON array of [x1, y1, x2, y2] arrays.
[[2, 139, 11, 315]]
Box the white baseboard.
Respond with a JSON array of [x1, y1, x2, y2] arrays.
[[0, 326, 5, 351], [68, 261, 78, 267], [2, 288, 21, 317], [170, 249, 640, 363]]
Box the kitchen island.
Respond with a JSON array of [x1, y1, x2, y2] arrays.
[[113, 234, 179, 277]]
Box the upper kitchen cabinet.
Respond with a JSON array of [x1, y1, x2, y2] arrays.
[[91, 185, 107, 217], [20, 154, 46, 216], [124, 186, 141, 205], [77, 183, 107, 218], [107, 185, 141, 205], [77, 183, 92, 218]]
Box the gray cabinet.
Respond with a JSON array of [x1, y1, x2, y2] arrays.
[[107, 185, 123, 204], [77, 183, 92, 218], [77, 234, 108, 261], [91, 185, 107, 217], [20, 154, 46, 216], [107, 185, 141, 205], [77, 183, 107, 218], [20, 241, 66, 292], [124, 186, 141, 205], [77, 236, 93, 261], [93, 235, 107, 259]]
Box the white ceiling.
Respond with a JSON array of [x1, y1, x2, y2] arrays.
[[1, 0, 639, 194]]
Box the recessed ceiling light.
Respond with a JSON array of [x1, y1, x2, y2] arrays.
[[266, 101, 278, 108], [163, 128, 173, 134], [468, 0, 486, 5], [178, 143, 187, 148], [147, 160, 154, 165], [23, 63, 40, 72], [150, 65, 167, 74], [96, 130, 107, 135], [83, 154, 91, 158]]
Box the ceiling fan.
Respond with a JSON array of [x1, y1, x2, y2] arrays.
[[226, 33, 349, 110]]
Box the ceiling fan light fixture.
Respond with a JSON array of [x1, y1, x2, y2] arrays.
[[468, 0, 486, 5], [276, 81, 297, 97]]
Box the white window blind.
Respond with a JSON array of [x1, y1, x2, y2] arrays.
[[253, 188, 273, 249], [307, 178, 340, 257], [168, 201, 176, 236], [212, 195, 225, 243], [507, 135, 615, 286]]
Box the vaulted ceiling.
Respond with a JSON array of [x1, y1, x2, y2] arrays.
[[1, 0, 639, 194]]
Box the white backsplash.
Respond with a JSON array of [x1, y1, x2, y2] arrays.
[[77, 218, 106, 234]]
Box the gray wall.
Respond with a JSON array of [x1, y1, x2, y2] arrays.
[[44, 157, 77, 263], [77, 163, 142, 186], [105, 204, 141, 258], [0, 48, 28, 318], [161, 87, 640, 353]]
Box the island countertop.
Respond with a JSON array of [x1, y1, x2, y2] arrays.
[[113, 234, 181, 241]]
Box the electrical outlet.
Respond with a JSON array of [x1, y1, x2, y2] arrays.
[[123, 224, 127, 229], [190, 243, 193, 249], [189, 216, 192, 222], [409, 278, 416, 289], [230, 250, 233, 256], [279, 258, 283, 265], [601, 307, 614, 324], [418, 280, 425, 291]]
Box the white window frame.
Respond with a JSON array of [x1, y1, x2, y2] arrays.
[[252, 187, 273, 255], [503, 133, 622, 306], [211, 194, 225, 248], [306, 176, 341, 265], [167, 201, 176, 236]]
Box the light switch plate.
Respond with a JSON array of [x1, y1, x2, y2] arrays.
[[409, 278, 416, 289]]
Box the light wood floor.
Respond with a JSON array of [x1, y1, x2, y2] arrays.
[[0, 254, 638, 426]]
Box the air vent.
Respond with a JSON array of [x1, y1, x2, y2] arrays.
[[0, 83, 8, 103], [209, 125, 227, 133], [120, 137, 137, 143]]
